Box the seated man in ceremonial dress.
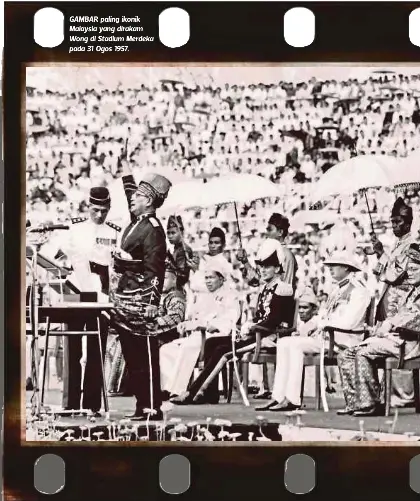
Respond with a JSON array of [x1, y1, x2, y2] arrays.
[[109, 166, 171, 421], [171, 239, 296, 405], [257, 251, 371, 412], [339, 243, 420, 417], [371, 198, 416, 407], [160, 260, 240, 402]]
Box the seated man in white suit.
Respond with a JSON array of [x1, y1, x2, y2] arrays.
[[160, 260, 240, 400], [257, 251, 371, 412]]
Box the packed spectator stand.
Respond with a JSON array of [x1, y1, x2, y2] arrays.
[[26, 67, 420, 308]]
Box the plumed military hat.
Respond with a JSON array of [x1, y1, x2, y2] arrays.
[[255, 239, 284, 268], [89, 186, 111, 207]]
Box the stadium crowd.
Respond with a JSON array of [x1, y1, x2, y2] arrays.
[[26, 69, 420, 308]]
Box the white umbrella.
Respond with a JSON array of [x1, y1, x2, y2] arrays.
[[162, 173, 279, 246], [309, 155, 401, 232], [397, 149, 420, 188]]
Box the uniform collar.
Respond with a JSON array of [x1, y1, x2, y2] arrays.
[[338, 277, 350, 289]]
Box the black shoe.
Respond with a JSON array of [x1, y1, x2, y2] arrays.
[[253, 391, 272, 400], [353, 404, 384, 417], [161, 390, 171, 401], [269, 401, 301, 412], [255, 400, 279, 411], [337, 408, 354, 416]]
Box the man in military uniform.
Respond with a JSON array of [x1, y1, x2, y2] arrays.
[[339, 243, 420, 416], [109, 166, 171, 421], [237, 212, 298, 292], [256, 250, 371, 412], [50, 186, 121, 415]]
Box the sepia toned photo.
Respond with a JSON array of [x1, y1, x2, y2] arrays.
[[25, 65, 420, 442]]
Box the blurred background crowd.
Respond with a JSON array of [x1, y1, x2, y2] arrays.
[[26, 66, 420, 308]]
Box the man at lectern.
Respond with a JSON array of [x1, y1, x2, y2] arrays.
[[43, 186, 121, 416]]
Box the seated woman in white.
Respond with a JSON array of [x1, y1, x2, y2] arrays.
[[160, 260, 240, 400]]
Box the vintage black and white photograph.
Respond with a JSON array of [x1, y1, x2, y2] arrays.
[[25, 65, 420, 442]]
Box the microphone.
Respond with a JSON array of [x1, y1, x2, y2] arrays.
[[29, 224, 70, 233]]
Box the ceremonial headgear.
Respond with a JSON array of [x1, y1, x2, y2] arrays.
[[391, 197, 413, 224], [268, 213, 290, 234], [167, 215, 184, 232], [89, 186, 111, 207], [255, 239, 284, 268], [407, 243, 420, 264], [324, 251, 362, 272], [209, 227, 226, 246], [204, 257, 230, 280], [137, 172, 172, 209], [298, 287, 318, 307]]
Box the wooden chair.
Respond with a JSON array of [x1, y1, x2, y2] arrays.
[[235, 300, 299, 400], [192, 301, 244, 400], [381, 327, 420, 417], [301, 297, 375, 410]]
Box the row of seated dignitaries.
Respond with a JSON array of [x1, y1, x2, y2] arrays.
[[154, 239, 420, 417]]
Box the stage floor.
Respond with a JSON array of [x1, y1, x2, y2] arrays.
[[28, 389, 420, 437]]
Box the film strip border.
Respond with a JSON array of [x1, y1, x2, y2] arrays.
[[3, 2, 420, 61], [4, 2, 420, 500]]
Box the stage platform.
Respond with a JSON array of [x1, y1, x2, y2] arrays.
[[26, 389, 420, 441]]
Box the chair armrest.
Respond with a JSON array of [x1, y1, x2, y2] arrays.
[[276, 327, 295, 338], [324, 326, 366, 335], [395, 327, 420, 340]]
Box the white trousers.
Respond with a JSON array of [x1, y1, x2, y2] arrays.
[[160, 331, 202, 396], [272, 336, 322, 406]]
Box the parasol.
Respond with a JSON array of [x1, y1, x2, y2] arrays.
[[164, 173, 279, 247], [396, 148, 420, 189], [309, 155, 401, 232]]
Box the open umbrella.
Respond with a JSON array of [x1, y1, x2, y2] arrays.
[[309, 155, 401, 232], [164, 173, 279, 247], [396, 149, 420, 189]]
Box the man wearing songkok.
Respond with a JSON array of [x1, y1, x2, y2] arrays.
[[339, 243, 420, 417], [166, 215, 199, 290], [188, 227, 237, 294], [43, 186, 121, 416], [371, 197, 416, 407], [257, 251, 371, 412], [106, 254, 186, 396], [160, 259, 240, 401], [237, 212, 298, 292], [171, 239, 295, 405], [109, 164, 171, 421]]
